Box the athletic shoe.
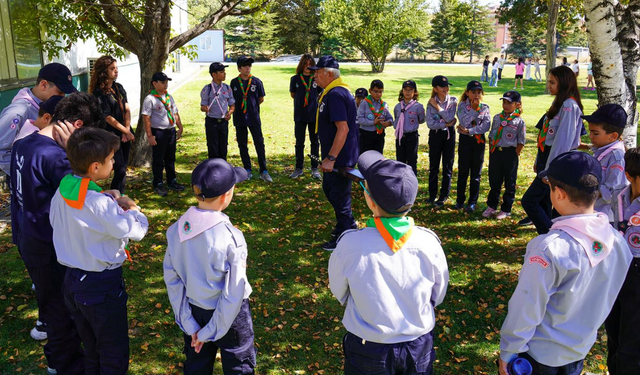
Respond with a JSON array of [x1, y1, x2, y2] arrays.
[[496, 211, 511, 220], [260, 171, 273, 183], [167, 180, 185, 191], [465, 204, 476, 213], [245, 169, 253, 179], [482, 207, 498, 218], [454, 202, 465, 210], [311, 169, 321, 180], [154, 183, 168, 197], [434, 200, 445, 207], [321, 238, 337, 251], [289, 169, 303, 178], [30, 320, 47, 341], [518, 217, 533, 226], [47, 368, 57, 375]]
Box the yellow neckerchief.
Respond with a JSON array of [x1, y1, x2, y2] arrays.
[[315, 76, 350, 133]]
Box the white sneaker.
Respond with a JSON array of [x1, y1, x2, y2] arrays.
[[311, 168, 322, 180], [496, 211, 511, 220], [482, 207, 498, 218], [30, 320, 47, 340], [260, 171, 273, 183], [289, 169, 303, 178], [47, 367, 57, 375]]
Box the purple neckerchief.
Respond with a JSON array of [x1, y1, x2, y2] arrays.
[[551, 212, 614, 267], [178, 206, 229, 242], [593, 140, 625, 163], [12, 87, 40, 110], [395, 100, 416, 145], [435, 95, 451, 140], [209, 81, 226, 115]]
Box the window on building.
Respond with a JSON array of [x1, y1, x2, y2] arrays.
[[0, 0, 43, 84]]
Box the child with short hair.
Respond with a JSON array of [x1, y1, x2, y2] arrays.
[[581, 104, 628, 222], [15, 95, 64, 142], [354, 87, 367, 128], [484, 91, 525, 220], [164, 158, 256, 374], [329, 150, 449, 374], [201, 62, 235, 160], [143, 72, 185, 197], [357, 79, 394, 154], [393, 80, 425, 175], [50, 127, 149, 375], [499, 151, 632, 375]]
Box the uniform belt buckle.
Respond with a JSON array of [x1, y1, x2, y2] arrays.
[[497, 147, 503, 152]]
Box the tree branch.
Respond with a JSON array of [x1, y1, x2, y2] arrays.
[[97, 0, 143, 46]]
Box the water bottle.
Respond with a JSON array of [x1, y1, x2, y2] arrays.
[[508, 357, 532, 375]]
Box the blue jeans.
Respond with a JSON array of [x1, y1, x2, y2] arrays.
[[489, 70, 498, 86]]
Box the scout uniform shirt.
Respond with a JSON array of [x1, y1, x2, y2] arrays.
[[230, 75, 265, 128], [393, 101, 425, 139], [0, 87, 42, 174], [290, 74, 321, 123], [49, 175, 148, 271], [613, 185, 640, 258], [164, 207, 252, 342], [457, 99, 491, 137], [317, 86, 359, 168], [200, 81, 235, 119], [593, 140, 627, 221], [500, 213, 631, 366], [328, 218, 449, 344], [536, 98, 583, 174], [426, 95, 457, 134], [142, 92, 179, 129], [357, 98, 394, 132], [488, 112, 526, 151]]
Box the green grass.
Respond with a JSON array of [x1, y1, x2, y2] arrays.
[[0, 63, 622, 374]]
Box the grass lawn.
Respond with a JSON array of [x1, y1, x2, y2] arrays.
[[0, 63, 624, 374]]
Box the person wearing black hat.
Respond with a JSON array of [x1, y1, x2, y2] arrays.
[[499, 151, 631, 375], [455, 80, 491, 212], [393, 79, 425, 175], [329, 150, 449, 374], [426, 75, 458, 205], [0, 62, 76, 175], [289, 54, 322, 179], [143, 72, 185, 197], [308, 55, 359, 250], [164, 158, 256, 374], [353, 87, 368, 128], [230, 56, 272, 182], [201, 62, 235, 160]]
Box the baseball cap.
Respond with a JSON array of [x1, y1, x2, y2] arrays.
[[432, 75, 452, 87], [38, 63, 77, 94], [236, 56, 255, 67], [40, 95, 64, 115], [355, 88, 368, 98], [209, 62, 228, 73], [151, 72, 172, 82], [191, 158, 248, 199], [539, 151, 602, 192], [402, 80, 417, 90], [466, 80, 483, 91], [581, 103, 628, 129], [308, 55, 339, 70], [357, 150, 418, 214], [499, 91, 521, 103]]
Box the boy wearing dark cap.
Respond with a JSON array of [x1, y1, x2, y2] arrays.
[[0, 62, 76, 175], [357, 79, 394, 154], [201, 62, 235, 160], [329, 150, 449, 374], [354, 87, 367, 128], [582, 104, 629, 222], [230, 56, 272, 182], [164, 158, 256, 374], [499, 151, 632, 375], [143, 72, 184, 196]]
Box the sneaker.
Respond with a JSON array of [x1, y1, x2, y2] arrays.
[[465, 204, 476, 213], [289, 169, 303, 178], [260, 171, 273, 183], [31, 283, 35, 292], [518, 217, 533, 226], [496, 211, 511, 220], [454, 202, 465, 210], [47, 368, 57, 375], [434, 198, 447, 207], [311, 168, 322, 180], [321, 238, 337, 251], [167, 180, 185, 191], [482, 207, 498, 218], [246, 169, 253, 179], [154, 183, 168, 197], [30, 320, 47, 340]]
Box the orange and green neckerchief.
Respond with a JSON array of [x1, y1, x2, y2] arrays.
[[538, 97, 576, 152], [237, 74, 253, 113], [364, 95, 387, 134], [151, 89, 175, 125], [299, 73, 313, 107], [367, 216, 414, 252], [490, 108, 521, 153]]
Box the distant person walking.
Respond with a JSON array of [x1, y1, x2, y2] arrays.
[[514, 57, 525, 90], [481, 55, 490, 82]]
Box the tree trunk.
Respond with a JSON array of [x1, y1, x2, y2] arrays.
[[545, 0, 561, 93], [616, 0, 640, 147]]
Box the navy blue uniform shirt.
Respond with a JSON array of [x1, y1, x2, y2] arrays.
[[289, 74, 321, 123], [230, 76, 265, 128], [317, 86, 359, 167]]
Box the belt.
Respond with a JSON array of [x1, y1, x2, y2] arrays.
[[207, 117, 226, 123], [494, 146, 516, 152], [67, 266, 123, 280]]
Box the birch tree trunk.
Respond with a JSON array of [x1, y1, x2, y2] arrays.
[[545, 0, 561, 92]]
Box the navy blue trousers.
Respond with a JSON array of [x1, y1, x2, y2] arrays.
[[519, 352, 583, 375], [456, 134, 485, 206], [110, 139, 131, 194], [64, 267, 129, 375], [396, 131, 419, 176], [428, 128, 455, 201], [359, 129, 385, 155], [343, 331, 435, 375], [235, 126, 267, 173], [322, 170, 356, 237], [205, 117, 229, 160], [487, 147, 519, 213], [522, 177, 553, 234], [183, 299, 256, 375], [151, 127, 177, 186], [294, 121, 319, 170]]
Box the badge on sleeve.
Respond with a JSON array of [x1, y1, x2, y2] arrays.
[[628, 233, 640, 248], [630, 214, 640, 226], [548, 127, 555, 135], [529, 255, 549, 269]]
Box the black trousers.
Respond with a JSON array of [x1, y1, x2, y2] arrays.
[[359, 129, 385, 155], [456, 134, 485, 206], [64, 267, 129, 375], [396, 131, 419, 175], [428, 128, 455, 201], [205, 117, 229, 160], [151, 127, 177, 186], [236, 126, 267, 173], [110, 140, 131, 194], [322, 170, 356, 237], [19, 235, 84, 374], [498, 68, 503, 80], [294, 121, 319, 169], [605, 258, 640, 375], [183, 300, 256, 375], [522, 177, 553, 234], [487, 147, 519, 213]]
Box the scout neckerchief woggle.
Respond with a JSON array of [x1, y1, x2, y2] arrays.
[[299, 73, 313, 107], [366, 216, 414, 252], [315, 77, 350, 133], [237, 74, 253, 113], [470, 100, 485, 144], [538, 96, 577, 152], [490, 108, 521, 153], [151, 89, 175, 125], [364, 95, 387, 134], [395, 99, 416, 144]]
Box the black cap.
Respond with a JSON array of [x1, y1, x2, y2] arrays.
[[236, 56, 255, 67], [38, 63, 77, 94], [539, 151, 602, 192], [40, 95, 64, 115], [432, 75, 452, 87], [358, 150, 418, 214], [151, 72, 172, 82], [191, 158, 248, 199], [308, 55, 339, 70], [500, 91, 521, 103], [466, 80, 483, 91], [581, 103, 628, 129], [402, 80, 417, 90], [355, 88, 368, 98], [209, 62, 228, 73]]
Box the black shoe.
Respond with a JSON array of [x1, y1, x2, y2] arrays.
[[167, 180, 185, 191], [465, 204, 476, 212], [518, 217, 533, 226], [434, 200, 445, 207], [154, 183, 168, 197], [322, 238, 337, 251], [454, 202, 465, 210]]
